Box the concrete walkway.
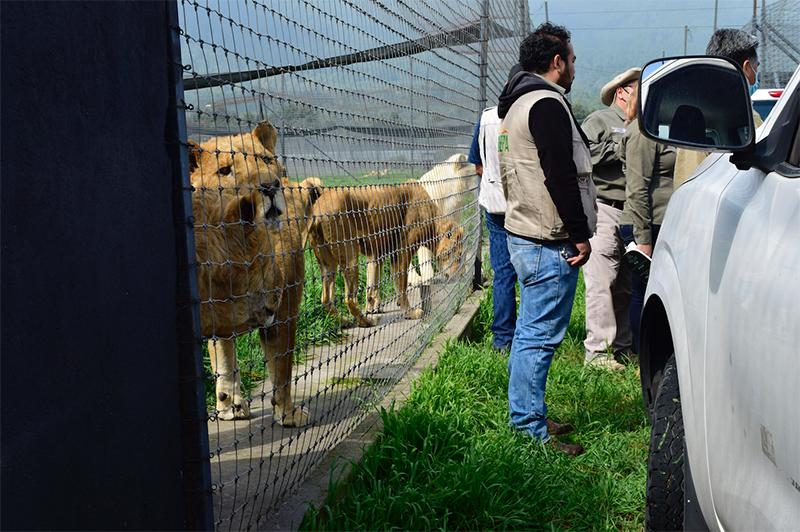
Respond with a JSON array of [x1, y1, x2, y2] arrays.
[[206, 283, 484, 531]]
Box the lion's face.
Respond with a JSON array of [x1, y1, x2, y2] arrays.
[[436, 223, 464, 281], [189, 122, 287, 229]]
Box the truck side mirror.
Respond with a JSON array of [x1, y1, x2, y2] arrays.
[[638, 56, 755, 152]]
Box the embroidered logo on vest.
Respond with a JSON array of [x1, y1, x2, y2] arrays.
[[498, 128, 509, 153]]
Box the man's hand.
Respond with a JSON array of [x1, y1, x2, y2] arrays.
[[568, 240, 591, 267], [637, 243, 653, 258]]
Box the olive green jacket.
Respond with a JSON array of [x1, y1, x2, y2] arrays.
[[581, 104, 628, 202], [620, 118, 676, 244]]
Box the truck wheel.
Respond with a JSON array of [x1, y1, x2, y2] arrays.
[[645, 354, 684, 531]]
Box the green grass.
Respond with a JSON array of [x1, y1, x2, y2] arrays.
[[300, 274, 649, 531], [315, 168, 420, 187]]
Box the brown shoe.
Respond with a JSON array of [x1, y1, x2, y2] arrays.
[[547, 438, 585, 457], [546, 418, 574, 436]]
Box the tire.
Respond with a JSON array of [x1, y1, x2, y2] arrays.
[[645, 354, 684, 531]]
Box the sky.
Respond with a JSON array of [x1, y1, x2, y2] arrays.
[[520, 0, 792, 103], [533, 0, 781, 32]]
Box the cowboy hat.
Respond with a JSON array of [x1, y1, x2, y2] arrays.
[[600, 67, 641, 106]]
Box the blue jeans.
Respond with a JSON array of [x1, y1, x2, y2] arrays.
[[506, 236, 580, 442], [486, 212, 517, 350], [620, 224, 660, 352]]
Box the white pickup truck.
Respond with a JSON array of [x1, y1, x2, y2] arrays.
[[636, 56, 800, 531]]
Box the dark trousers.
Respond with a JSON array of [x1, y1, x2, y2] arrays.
[[619, 224, 661, 352]]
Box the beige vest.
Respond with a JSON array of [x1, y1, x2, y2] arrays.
[[499, 90, 596, 241]]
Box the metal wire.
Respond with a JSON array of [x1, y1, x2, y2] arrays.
[[178, 1, 524, 529], [744, 0, 800, 88]]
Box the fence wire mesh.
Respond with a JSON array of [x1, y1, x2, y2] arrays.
[[178, 1, 525, 529], [745, 0, 800, 88]]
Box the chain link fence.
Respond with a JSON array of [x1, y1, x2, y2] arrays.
[[745, 0, 800, 88], [176, 1, 526, 529]]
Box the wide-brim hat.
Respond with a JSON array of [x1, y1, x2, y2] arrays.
[[600, 67, 641, 106]]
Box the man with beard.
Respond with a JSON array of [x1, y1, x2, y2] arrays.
[[498, 22, 596, 456]]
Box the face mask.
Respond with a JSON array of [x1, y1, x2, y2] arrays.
[[750, 75, 759, 96]]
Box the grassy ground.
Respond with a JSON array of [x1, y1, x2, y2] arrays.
[[300, 275, 649, 531]]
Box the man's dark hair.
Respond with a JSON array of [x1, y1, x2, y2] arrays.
[[518, 22, 571, 75], [706, 28, 758, 67]]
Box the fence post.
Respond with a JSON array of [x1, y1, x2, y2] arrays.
[[479, 1, 488, 112], [521, 0, 530, 36], [165, 1, 214, 529], [473, 0, 490, 291]]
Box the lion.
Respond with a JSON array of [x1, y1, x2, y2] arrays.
[[256, 175, 321, 426], [190, 121, 321, 425], [309, 180, 463, 328], [194, 182, 285, 336], [189, 121, 286, 192], [193, 183, 285, 420], [406, 153, 476, 286]]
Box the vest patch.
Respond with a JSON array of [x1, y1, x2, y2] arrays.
[[498, 130, 509, 153]]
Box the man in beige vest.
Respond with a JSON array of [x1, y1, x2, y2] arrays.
[[498, 22, 596, 456]]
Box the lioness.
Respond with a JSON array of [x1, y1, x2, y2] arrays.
[[256, 176, 321, 426], [193, 183, 285, 420], [407, 153, 476, 286], [190, 122, 320, 425], [310, 180, 463, 327], [194, 182, 285, 336]]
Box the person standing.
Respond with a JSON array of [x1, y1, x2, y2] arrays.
[[467, 64, 524, 353], [619, 84, 675, 351], [498, 23, 596, 456], [581, 68, 640, 370]]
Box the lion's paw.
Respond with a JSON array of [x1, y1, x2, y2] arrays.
[[356, 315, 376, 327], [215, 397, 250, 421], [274, 405, 309, 427], [365, 298, 381, 314], [404, 308, 424, 320]]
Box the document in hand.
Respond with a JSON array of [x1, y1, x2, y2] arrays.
[[623, 241, 651, 283]]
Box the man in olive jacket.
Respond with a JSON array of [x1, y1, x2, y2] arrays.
[[581, 68, 640, 371], [498, 22, 596, 456]]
